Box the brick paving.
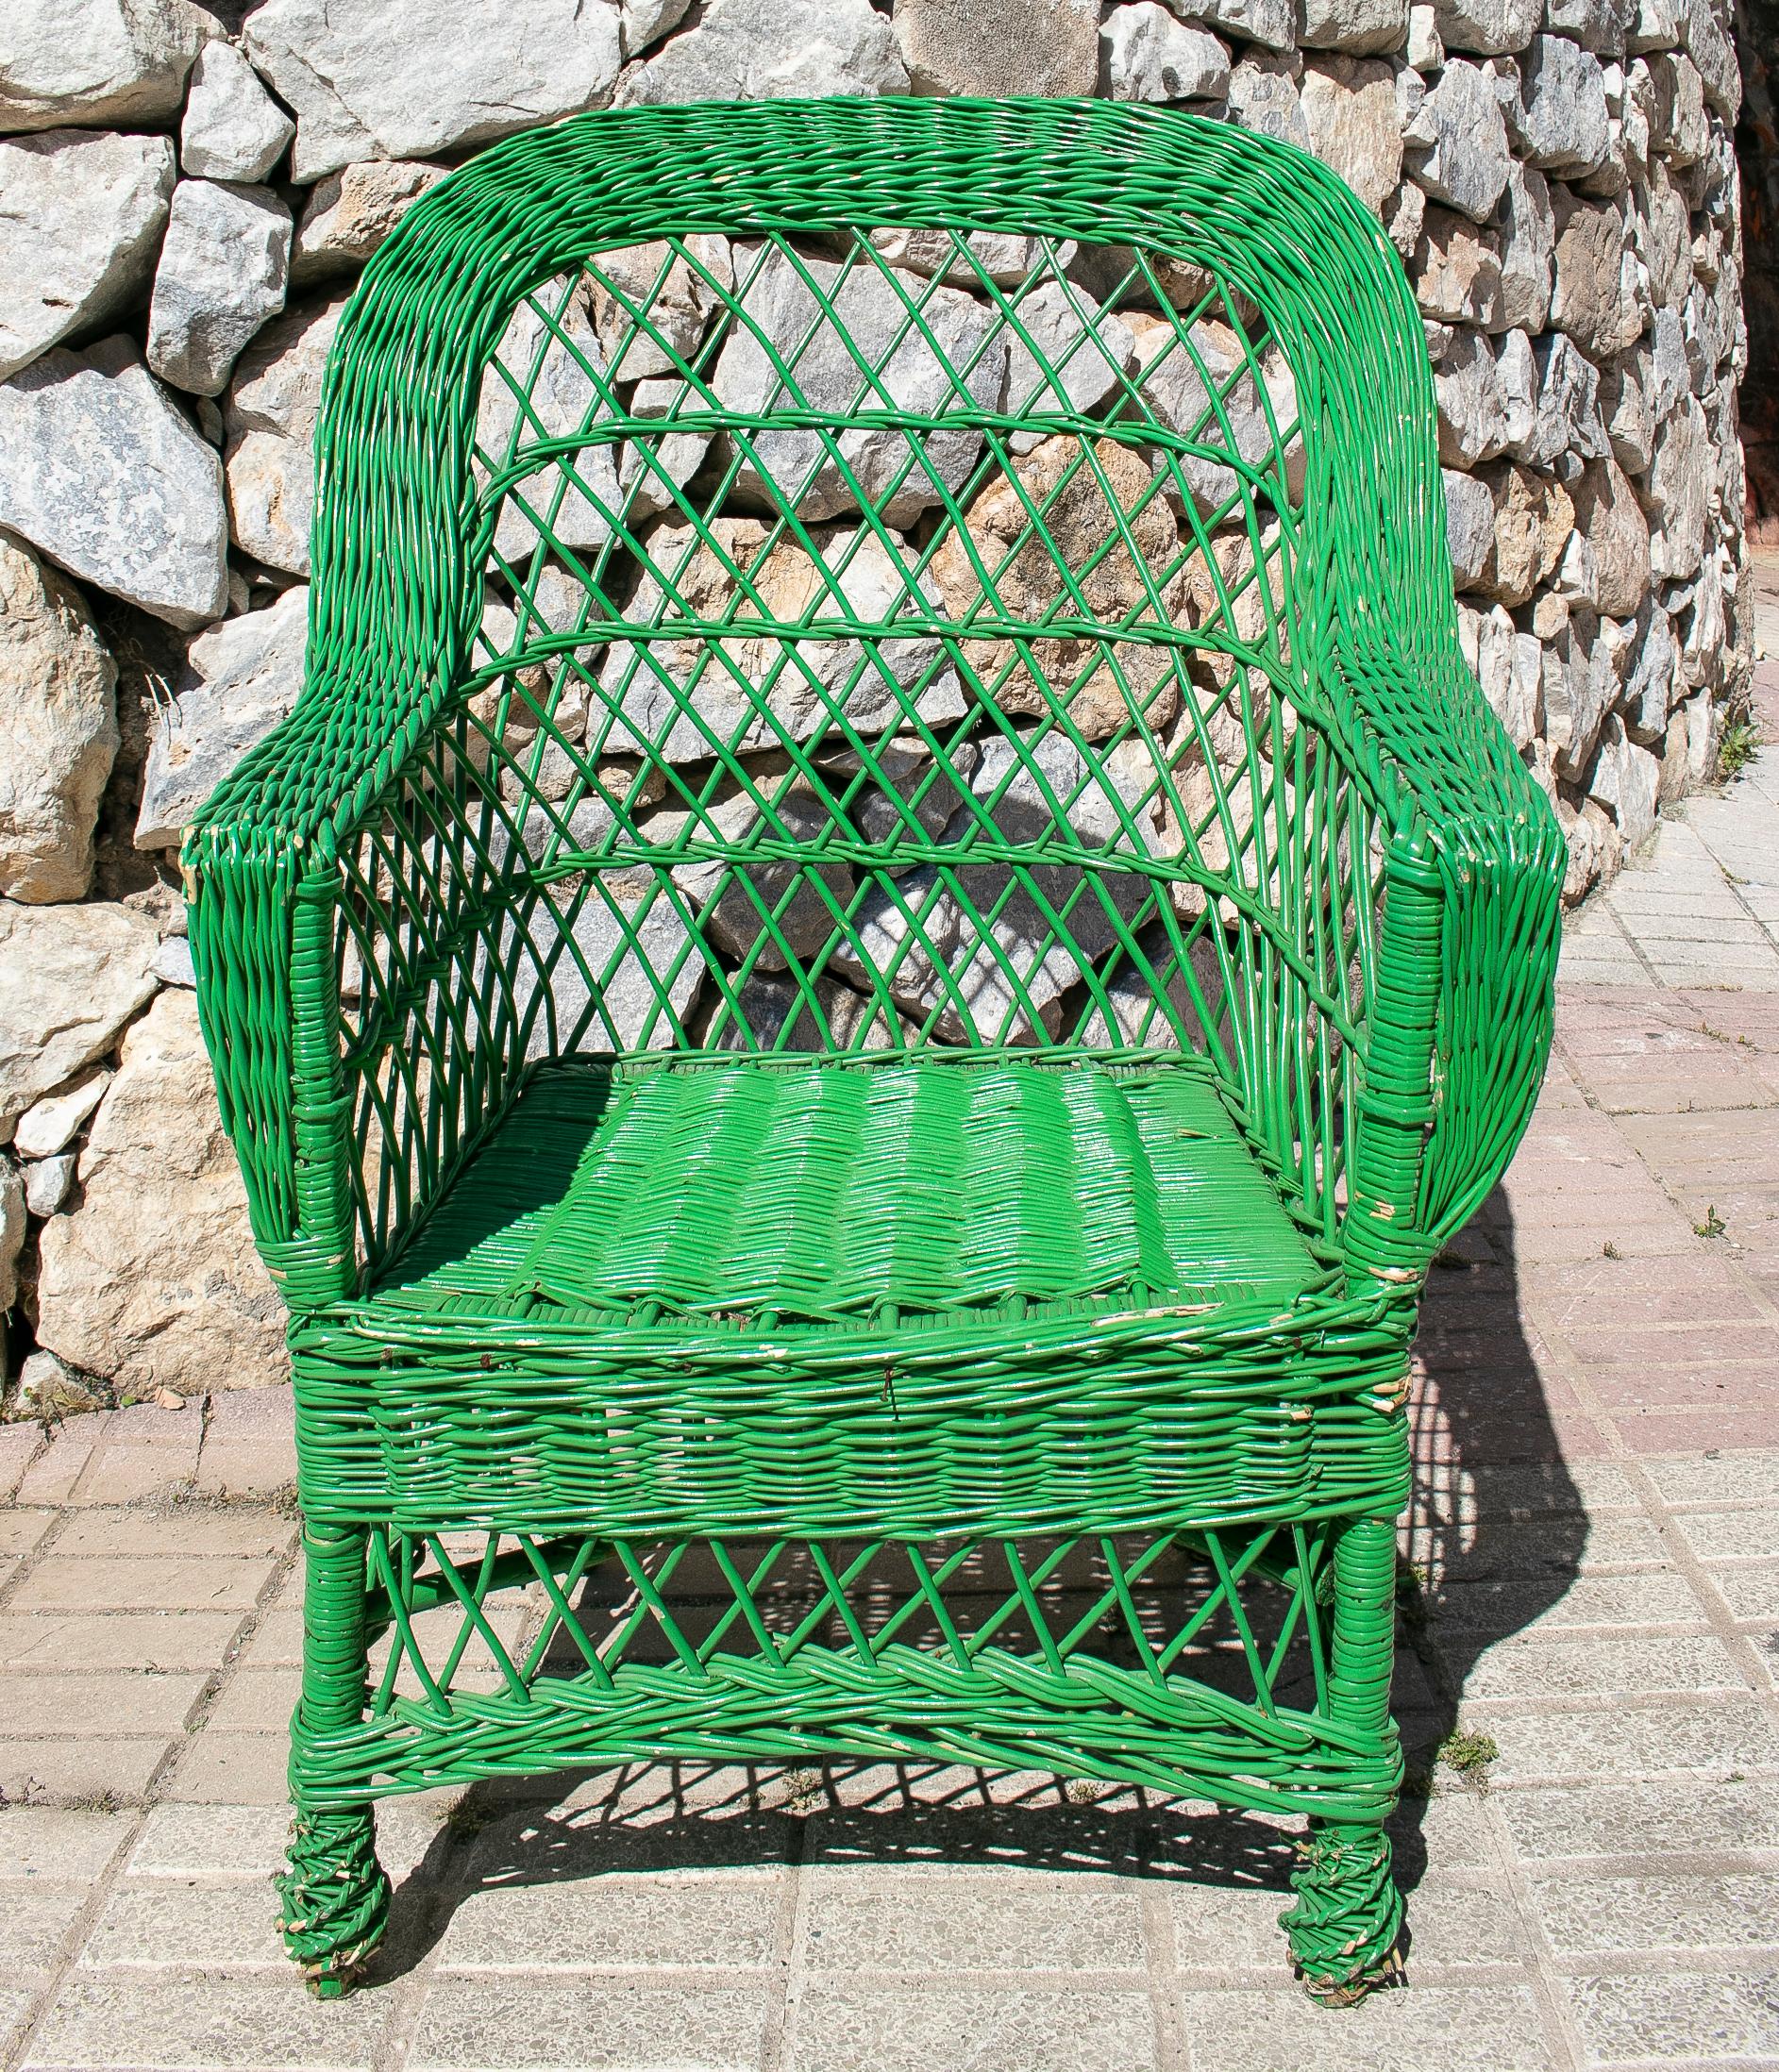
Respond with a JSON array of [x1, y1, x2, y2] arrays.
[[2, 703, 1778, 2067]]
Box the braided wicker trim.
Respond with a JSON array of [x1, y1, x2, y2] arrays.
[[276, 1809, 391, 1994], [1281, 1824, 1406, 2002]]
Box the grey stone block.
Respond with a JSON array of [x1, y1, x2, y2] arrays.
[[134, 584, 307, 850], [639, 0, 907, 100], [1403, 59, 1514, 221], [0, 130, 176, 385], [712, 243, 1006, 525], [895, 0, 1101, 95], [0, 336, 228, 630], [243, 0, 622, 181], [179, 42, 295, 185], [145, 179, 294, 399]]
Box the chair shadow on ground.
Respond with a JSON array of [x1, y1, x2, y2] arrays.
[[365, 1187, 1585, 1983]]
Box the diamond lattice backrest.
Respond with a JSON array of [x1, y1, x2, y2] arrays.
[[431, 226, 1329, 1060]]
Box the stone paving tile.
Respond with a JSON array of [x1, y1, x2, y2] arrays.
[[1432, 1569, 1714, 1632], [1386, 1788, 1500, 1870], [1646, 1453, 1779, 1503], [71, 1453, 202, 1511], [202, 1668, 299, 1736], [461, 1798, 803, 1884], [193, 1446, 299, 1501], [0, 1515, 54, 1561], [437, 1872, 787, 1973], [0, 1432, 46, 1506], [77, 1879, 289, 1973], [1171, 1874, 1530, 1973], [1543, 1276, 1770, 1330], [12, 1425, 109, 1510], [0, 1612, 246, 1672], [1584, 1364, 1779, 1413], [229, 1604, 308, 1670], [1494, 1778, 1779, 1863], [126, 1797, 450, 1884], [0, 1673, 206, 1738], [1672, 1508, 1779, 1561], [0, 1997, 42, 2072], [1559, 1966, 1779, 2065], [408, 1979, 774, 2071], [1475, 1696, 1779, 1785], [786, 1984, 1157, 2072], [1702, 1558, 1779, 1622], [800, 1871, 1146, 1973], [47, 1508, 295, 1562], [0, 1885, 102, 1974], [1456, 1630, 1749, 1700], [24, 1977, 394, 2070], [161, 1730, 295, 1806], [0, 1808, 133, 1881], [0, 1738, 173, 1806], [1527, 1869, 1779, 1957], [1175, 1982, 1556, 2070], [8, 1556, 267, 1615]]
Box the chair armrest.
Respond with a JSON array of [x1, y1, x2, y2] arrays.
[[186, 683, 515, 1308], [1334, 635, 1566, 1287], [184, 811, 356, 1309]]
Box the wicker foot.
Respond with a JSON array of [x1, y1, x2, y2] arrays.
[[1278, 1823, 1405, 2005], [277, 1808, 390, 1996]]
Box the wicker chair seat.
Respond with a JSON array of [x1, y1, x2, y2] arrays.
[[376, 1054, 1322, 1328], [294, 1053, 1360, 1540]]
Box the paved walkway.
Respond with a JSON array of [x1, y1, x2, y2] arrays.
[[1, 696, 1777, 2069]]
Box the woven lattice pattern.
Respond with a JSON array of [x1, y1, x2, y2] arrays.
[[320, 1524, 1394, 1823], [181, 98, 1566, 1999], [322, 221, 1358, 1284]]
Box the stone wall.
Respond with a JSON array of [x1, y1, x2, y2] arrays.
[[0, 0, 1752, 1403], [1734, 0, 1779, 530]]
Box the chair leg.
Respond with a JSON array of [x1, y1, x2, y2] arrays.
[[277, 1523, 391, 1997], [1278, 1512, 1405, 2002]]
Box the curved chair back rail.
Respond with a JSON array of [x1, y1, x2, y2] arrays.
[[180, 98, 1566, 2002]]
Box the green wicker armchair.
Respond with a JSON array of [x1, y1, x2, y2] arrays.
[[185, 97, 1564, 1999]]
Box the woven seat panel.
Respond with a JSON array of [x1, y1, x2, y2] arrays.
[[376, 1055, 1320, 1328]]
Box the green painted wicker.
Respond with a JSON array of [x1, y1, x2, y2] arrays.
[[183, 96, 1565, 2000]]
